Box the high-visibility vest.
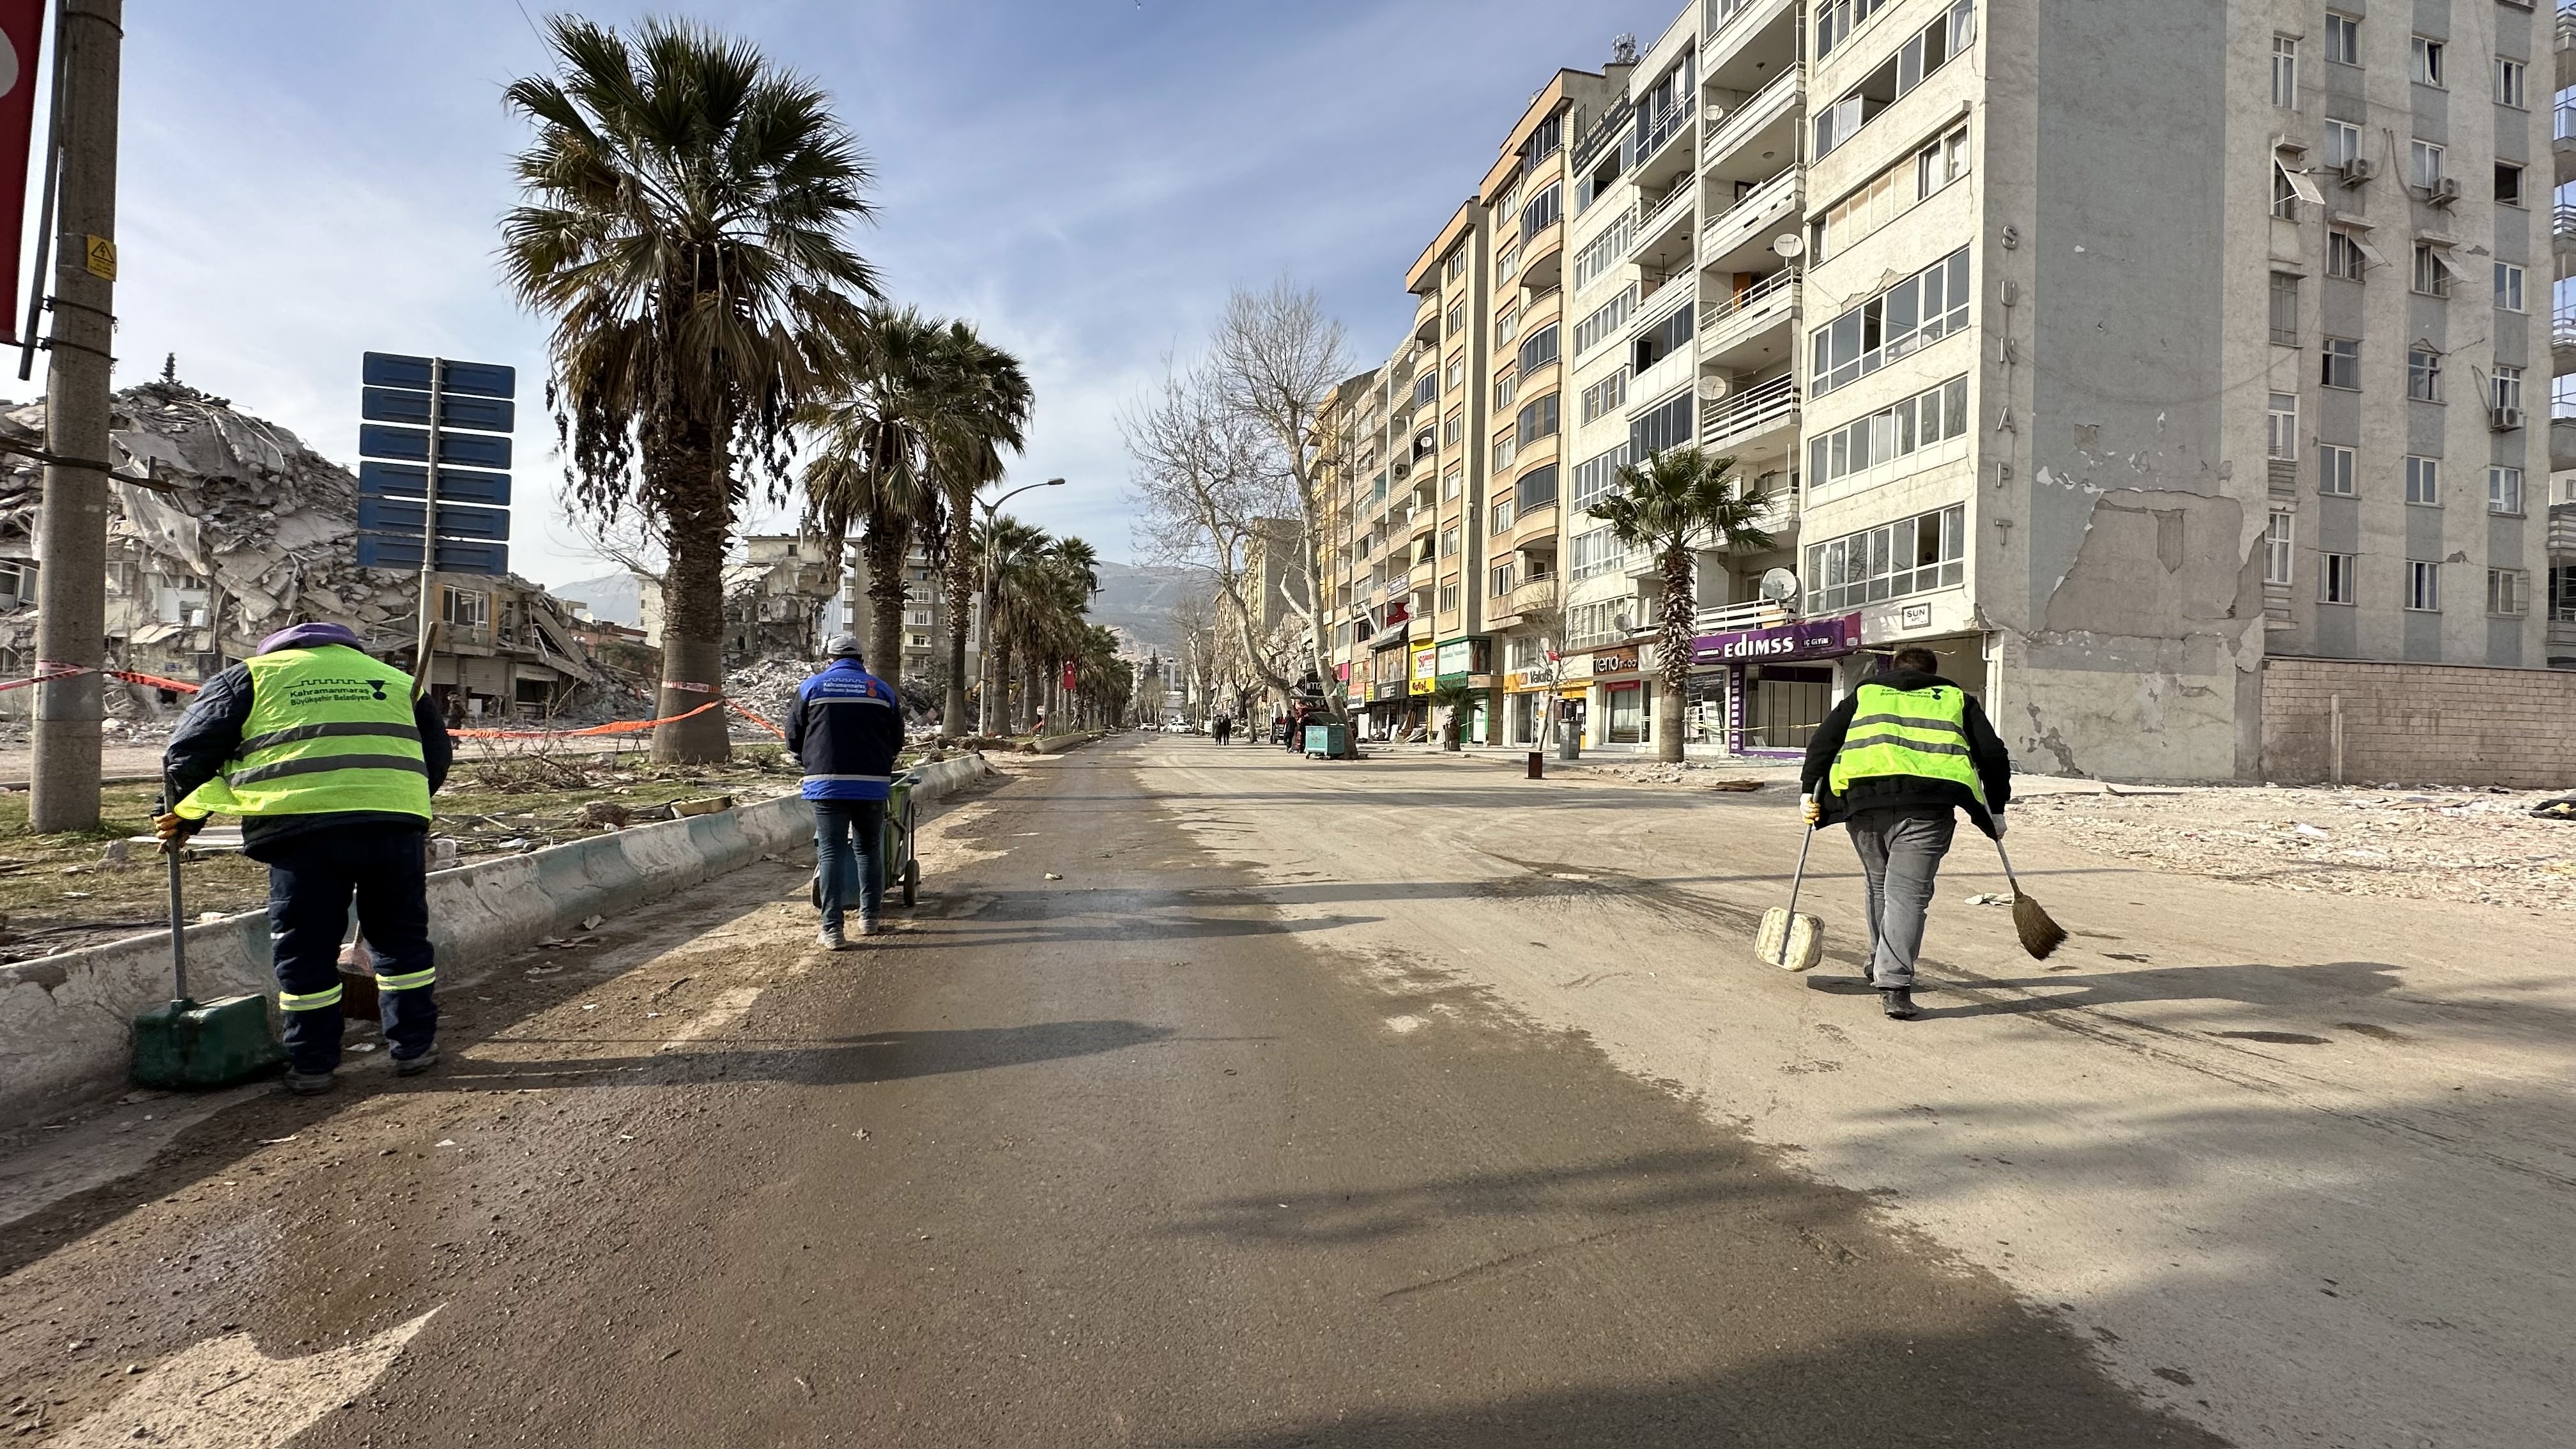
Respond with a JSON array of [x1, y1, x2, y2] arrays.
[[1828, 682, 1987, 808], [175, 646, 431, 822]]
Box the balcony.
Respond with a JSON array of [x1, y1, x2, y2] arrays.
[[1700, 270, 1798, 362], [1700, 66, 1801, 173], [2550, 500, 2576, 555], [1636, 100, 1693, 174], [1701, 166, 1801, 273], [1700, 374, 1799, 454], [1500, 575, 1561, 622], [1694, 599, 1795, 634], [1627, 179, 1697, 275], [2554, 417, 2576, 472]]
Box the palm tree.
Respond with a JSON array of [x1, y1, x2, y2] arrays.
[[1593, 445, 1774, 763], [930, 337, 1034, 737], [1036, 536, 1101, 725], [501, 15, 878, 763], [973, 516, 1049, 734], [801, 305, 960, 675]]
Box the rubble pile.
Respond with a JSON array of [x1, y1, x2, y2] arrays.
[[724, 657, 812, 728], [2012, 783, 2576, 913]]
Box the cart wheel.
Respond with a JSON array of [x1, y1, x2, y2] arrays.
[[901, 857, 919, 908]]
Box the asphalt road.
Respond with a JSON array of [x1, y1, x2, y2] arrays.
[[0, 739, 2235, 1447]]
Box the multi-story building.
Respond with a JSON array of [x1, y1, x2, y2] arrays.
[[1322, 0, 2575, 779], [843, 542, 979, 687]]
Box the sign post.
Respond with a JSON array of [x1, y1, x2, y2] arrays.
[[356, 352, 516, 703]]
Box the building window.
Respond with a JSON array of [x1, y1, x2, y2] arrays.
[[1495, 305, 1520, 348], [1495, 369, 1520, 411], [1443, 408, 1464, 446], [1439, 525, 1460, 558], [1812, 0, 1976, 155], [1571, 444, 1631, 512], [1632, 302, 1696, 374], [2326, 119, 2361, 167], [2405, 348, 2441, 401], [1492, 431, 1517, 471], [2409, 139, 2443, 189], [2488, 567, 2529, 617], [2493, 364, 2525, 414], [1573, 211, 1633, 290], [2405, 560, 2441, 611], [1446, 301, 1465, 337], [1496, 245, 1521, 288], [2321, 337, 2361, 390], [1568, 525, 1621, 580], [2495, 261, 2526, 312], [2264, 510, 2294, 586], [2409, 36, 2443, 88], [441, 586, 487, 630], [2488, 464, 2525, 516], [1805, 505, 1968, 613], [1445, 247, 1467, 284], [2404, 455, 2440, 505], [1491, 560, 1517, 597], [1579, 367, 1629, 424], [1517, 323, 1560, 376], [1575, 285, 1636, 356], [2496, 56, 2527, 108], [1491, 497, 1516, 534], [2272, 162, 2301, 220], [2268, 272, 2299, 345], [2326, 12, 2359, 63], [2411, 243, 2455, 296], [2266, 392, 2299, 460], [1521, 181, 1562, 242], [2327, 229, 2366, 280], [1438, 581, 1461, 613], [2318, 443, 2356, 495], [2495, 162, 2524, 208], [1514, 394, 1560, 447], [1809, 247, 1970, 396], [2272, 34, 2299, 107], [1444, 466, 1463, 500], [2322, 552, 2359, 605], [1916, 121, 1970, 197], [1446, 356, 1464, 392], [1810, 375, 1972, 491], [1629, 389, 1696, 459], [1413, 371, 1439, 409], [1517, 463, 1558, 511]]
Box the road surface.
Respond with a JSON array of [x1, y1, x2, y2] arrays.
[[1, 736, 2562, 1446]]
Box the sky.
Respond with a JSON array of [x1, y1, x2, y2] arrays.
[[68, 0, 1677, 592]]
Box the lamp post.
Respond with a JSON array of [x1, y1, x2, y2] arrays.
[[975, 476, 1064, 737]]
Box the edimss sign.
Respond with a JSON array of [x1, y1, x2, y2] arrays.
[[1690, 613, 1862, 664]]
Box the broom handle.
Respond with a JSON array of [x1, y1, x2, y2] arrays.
[[1993, 836, 2023, 896], [162, 780, 187, 1002], [1784, 823, 1816, 917]]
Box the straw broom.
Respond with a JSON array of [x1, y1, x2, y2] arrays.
[[1991, 838, 2067, 960]]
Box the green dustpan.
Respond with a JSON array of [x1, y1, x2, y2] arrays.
[[131, 785, 281, 1090]]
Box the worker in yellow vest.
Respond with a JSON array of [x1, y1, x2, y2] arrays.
[[155, 622, 454, 1092], [1798, 645, 2013, 1020]]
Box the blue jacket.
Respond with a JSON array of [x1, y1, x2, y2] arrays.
[[783, 659, 903, 801]]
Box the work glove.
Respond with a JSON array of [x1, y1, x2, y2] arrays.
[[1800, 793, 1821, 826], [153, 811, 202, 853]]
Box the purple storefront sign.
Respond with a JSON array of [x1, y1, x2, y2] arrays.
[[1690, 613, 1862, 664]]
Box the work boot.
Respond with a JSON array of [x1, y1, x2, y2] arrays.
[[816, 925, 848, 951], [284, 1068, 337, 1096], [1880, 988, 1920, 1020], [394, 1046, 440, 1078], [855, 916, 881, 937]]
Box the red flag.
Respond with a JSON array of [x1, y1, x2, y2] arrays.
[[0, 2, 43, 343], [1060, 660, 1076, 691]]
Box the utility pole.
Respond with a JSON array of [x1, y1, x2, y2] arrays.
[[29, 0, 122, 832]]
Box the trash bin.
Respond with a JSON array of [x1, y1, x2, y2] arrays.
[[1302, 723, 1348, 758], [880, 774, 919, 907]]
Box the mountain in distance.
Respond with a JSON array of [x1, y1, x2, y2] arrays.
[[554, 571, 645, 625], [1089, 560, 1194, 657]]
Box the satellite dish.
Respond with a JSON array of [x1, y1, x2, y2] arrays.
[[1702, 104, 1729, 127], [1759, 568, 1800, 603], [1771, 233, 1805, 259], [1694, 373, 1731, 402]]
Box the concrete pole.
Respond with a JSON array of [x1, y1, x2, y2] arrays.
[[28, 0, 122, 833]]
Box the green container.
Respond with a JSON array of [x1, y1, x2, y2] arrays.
[[1302, 723, 1348, 758], [132, 995, 284, 1089]]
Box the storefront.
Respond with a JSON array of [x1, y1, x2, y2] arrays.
[[1689, 613, 1863, 756], [1504, 663, 1558, 746], [1583, 645, 1646, 748], [1434, 636, 1494, 745]]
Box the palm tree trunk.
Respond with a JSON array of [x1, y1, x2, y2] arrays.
[[652, 417, 733, 765], [941, 508, 974, 737], [862, 518, 910, 684], [1655, 540, 1693, 764], [993, 638, 1015, 735]]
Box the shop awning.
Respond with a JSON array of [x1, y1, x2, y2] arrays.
[[1367, 620, 1413, 650]]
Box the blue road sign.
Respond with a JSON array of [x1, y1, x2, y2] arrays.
[[361, 386, 515, 434], [355, 534, 510, 575], [357, 496, 512, 541], [361, 352, 516, 400], [356, 461, 511, 507], [358, 424, 511, 471]]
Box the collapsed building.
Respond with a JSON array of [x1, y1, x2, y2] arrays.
[[636, 533, 838, 668], [0, 377, 608, 725]]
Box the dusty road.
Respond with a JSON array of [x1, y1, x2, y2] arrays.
[[0, 737, 2559, 1446]]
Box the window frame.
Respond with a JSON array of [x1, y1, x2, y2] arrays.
[[2264, 509, 2295, 586], [2404, 454, 2440, 505], [2317, 443, 2356, 496], [2496, 56, 2526, 109], [2492, 364, 2525, 415], [2266, 391, 2300, 460], [2404, 559, 2441, 613], [2322, 552, 2359, 605], [2409, 139, 2444, 189], [2326, 229, 2366, 280], [2268, 272, 2300, 346], [2271, 33, 2299, 107], [2405, 348, 2442, 402], [2494, 261, 2526, 312], [2488, 464, 2526, 516], [2409, 35, 2444, 89], [2320, 337, 2361, 390], [2324, 12, 2358, 66], [2487, 566, 2529, 617]]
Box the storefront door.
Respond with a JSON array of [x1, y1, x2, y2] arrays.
[[1604, 682, 1644, 744], [1747, 665, 1833, 749]]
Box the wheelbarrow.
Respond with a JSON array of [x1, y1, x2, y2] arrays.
[[809, 772, 921, 911]]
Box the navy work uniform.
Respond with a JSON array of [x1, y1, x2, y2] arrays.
[[163, 621, 452, 1084], [783, 638, 904, 947]]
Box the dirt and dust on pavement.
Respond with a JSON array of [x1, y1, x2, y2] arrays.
[[0, 742, 2235, 1448]]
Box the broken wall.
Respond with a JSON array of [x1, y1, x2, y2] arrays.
[[2261, 656, 2576, 788]]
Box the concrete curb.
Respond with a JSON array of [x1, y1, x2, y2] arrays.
[[1028, 731, 1105, 755], [0, 752, 994, 1128]]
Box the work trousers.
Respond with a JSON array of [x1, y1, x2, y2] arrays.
[[813, 798, 888, 933], [1844, 805, 1956, 990], [264, 824, 437, 1074]]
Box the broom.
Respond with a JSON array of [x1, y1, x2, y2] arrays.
[[1991, 838, 2067, 960]]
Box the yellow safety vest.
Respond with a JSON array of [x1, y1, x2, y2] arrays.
[[175, 645, 431, 822], [1828, 682, 1987, 808]]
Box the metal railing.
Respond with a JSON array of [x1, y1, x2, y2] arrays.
[[1637, 100, 1691, 165], [1694, 599, 1794, 633], [1702, 270, 1798, 331], [1699, 374, 1799, 448], [1629, 180, 1694, 259], [1704, 166, 1799, 241], [1701, 66, 1800, 167]]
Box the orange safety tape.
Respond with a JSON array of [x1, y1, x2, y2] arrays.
[[726, 698, 785, 738], [450, 697, 728, 740]]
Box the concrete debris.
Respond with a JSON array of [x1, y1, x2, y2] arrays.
[[1964, 893, 2012, 906], [725, 657, 811, 726]]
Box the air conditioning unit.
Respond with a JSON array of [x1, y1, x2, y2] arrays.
[[2428, 176, 2462, 206], [2489, 404, 2526, 431], [2338, 157, 2375, 186]]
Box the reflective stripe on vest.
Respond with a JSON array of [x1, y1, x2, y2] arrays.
[[1827, 682, 1986, 808], [176, 646, 432, 822]]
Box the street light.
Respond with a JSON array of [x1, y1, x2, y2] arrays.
[[974, 476, 1065, 736]]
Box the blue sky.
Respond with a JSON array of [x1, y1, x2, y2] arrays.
[[88, 0, 1675, 589]]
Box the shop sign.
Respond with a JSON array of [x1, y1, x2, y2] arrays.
[[1900, 602, 1932, 629], [1690, 612, 1861, 664], [1591, 648, 1640, 675], [1436, 640, 1470, 677], [1371, 680, 1405, 702], [1409, 644, 1438, 695]]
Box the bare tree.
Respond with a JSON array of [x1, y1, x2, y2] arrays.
[[1124, 358, 1300, 701]]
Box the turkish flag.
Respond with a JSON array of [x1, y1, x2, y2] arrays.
[[1060, 660, 1076, 691], [0, 1, 43, 343]]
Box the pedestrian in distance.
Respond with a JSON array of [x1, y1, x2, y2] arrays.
[[1211, 714, 1232, 746], [1798, 645, 2013, 1021], [785, 634, 905, 951], [156, 620, 454, 1093]]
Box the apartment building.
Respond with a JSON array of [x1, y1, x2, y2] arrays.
[[843, 543, 980, 687], [1317, 0, 2575, 779]]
